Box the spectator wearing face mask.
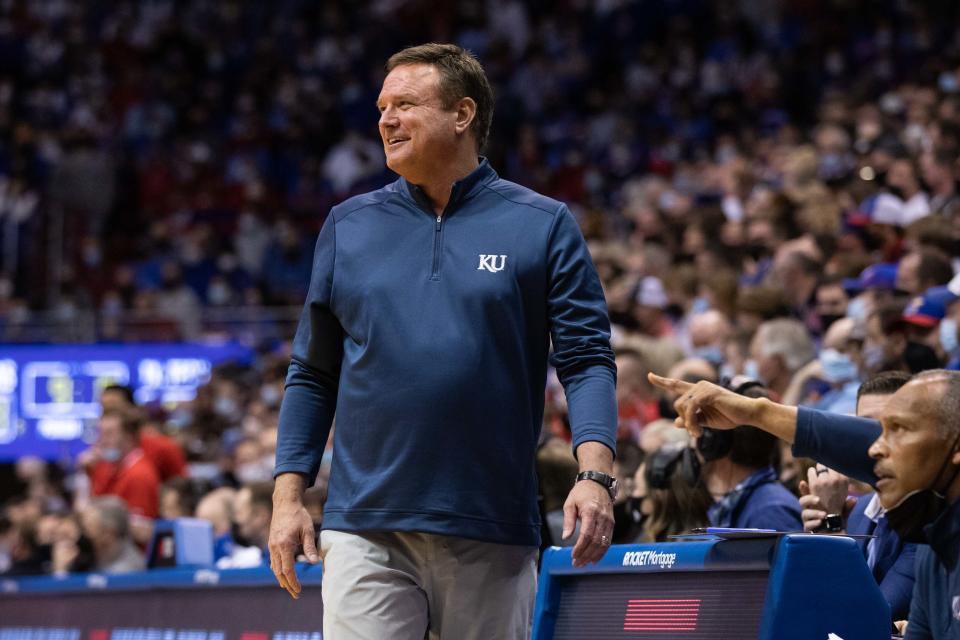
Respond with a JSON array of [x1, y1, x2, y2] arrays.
[[232, 437, 274, 485], [217, 481, 273, 569], [81, 409, 161, 520], [649, 368, 960, 640], [611, 441, 645, 544], [100, 385, 186, 483], [687, 310, 732, 368], [745, 318, 817, 398], [842, 263, 900, 325], [634, 442, 711, 543], [814, 274, 850, 333], [800, 371, 918, 623], [696, 379, 802, 531], [783, 317, 864, 415]]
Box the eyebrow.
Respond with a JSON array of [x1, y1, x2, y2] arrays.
[[881, 414, 910, 429], [376, 93, 418, 106]]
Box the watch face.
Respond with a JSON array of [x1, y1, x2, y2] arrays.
[[824, 514, 844, 532], [609, 479, 619, 501]]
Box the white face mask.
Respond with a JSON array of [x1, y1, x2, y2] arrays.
[[259, 385, 281, 408], [236, 461, 272, 484]]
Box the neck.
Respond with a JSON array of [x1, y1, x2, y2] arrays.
[[409, 151, 479, 215], [706, 459, 754, 497]]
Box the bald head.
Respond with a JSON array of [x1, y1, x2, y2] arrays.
[[196, 487, 236, 536], [688, 310, 732, 349], [667, 357, 718, 385], [905, 370, 960, 437]]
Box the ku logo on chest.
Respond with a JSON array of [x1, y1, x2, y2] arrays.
[[477, 254, 507, 273]]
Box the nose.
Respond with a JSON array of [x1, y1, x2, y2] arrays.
[[378, 106, 398, 130], [867, 434, 887, 460]]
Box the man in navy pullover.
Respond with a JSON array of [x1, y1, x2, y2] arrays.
[[650, 370, 960, 639], [268, 44, 617, 639]]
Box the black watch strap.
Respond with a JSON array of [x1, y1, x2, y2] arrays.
[[576, 471, 618, 500]]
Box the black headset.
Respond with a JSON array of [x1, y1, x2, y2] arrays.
[[696, 377, 766, 462], [646, 442, 701, 490]]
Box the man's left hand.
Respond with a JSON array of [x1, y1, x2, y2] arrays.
[[562, 479, 615, 568]]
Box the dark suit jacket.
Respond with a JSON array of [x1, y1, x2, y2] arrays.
[[847, 492, 920, 621]]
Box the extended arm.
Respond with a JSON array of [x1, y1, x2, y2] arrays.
[[648, 375, 882, 485]]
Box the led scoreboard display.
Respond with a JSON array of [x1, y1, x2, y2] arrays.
[[533, 535, 892, 640], [0, 344, 252, 461]]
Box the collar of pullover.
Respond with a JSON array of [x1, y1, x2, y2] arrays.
[[401, 156, 496, 215]]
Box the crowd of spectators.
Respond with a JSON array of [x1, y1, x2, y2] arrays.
[[3, 4, 960, 634], [0, 0, 958, 337]]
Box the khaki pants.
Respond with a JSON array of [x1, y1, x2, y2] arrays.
[[319, 529, 538, 640]]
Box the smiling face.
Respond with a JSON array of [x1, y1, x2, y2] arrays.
[[868, 378, 960, 508], [377, 64, 461, 183]]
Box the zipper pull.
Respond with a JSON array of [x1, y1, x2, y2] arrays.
[[436, 215, 442, 224]]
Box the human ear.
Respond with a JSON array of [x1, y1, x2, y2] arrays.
[[951, 448, 960, 466], [454, 97, 477, 135]]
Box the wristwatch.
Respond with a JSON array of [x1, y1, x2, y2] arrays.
[[576, 470, 618, 501], [822, 513, 844, 533]]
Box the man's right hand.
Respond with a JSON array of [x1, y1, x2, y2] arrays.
[[647, 373, 759, 436], [269, 474, 319, 600], [646, 373, 799, 444]]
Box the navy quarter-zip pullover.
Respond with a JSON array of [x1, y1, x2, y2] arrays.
[[274, 159, 617, 546]]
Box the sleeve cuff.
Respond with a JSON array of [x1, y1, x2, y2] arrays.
[[273, 464, 317, 487]]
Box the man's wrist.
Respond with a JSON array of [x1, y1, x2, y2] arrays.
[[273, 472, 307, 504], [574, 440, 614, 475], [748, 397, 798, 445]]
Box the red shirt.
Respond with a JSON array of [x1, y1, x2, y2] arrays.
[[139, 428, 187, 481], [89, 449, 161, 518]]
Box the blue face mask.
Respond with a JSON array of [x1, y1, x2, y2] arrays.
[[743, 359, 762, 383], [819, 348, 859, 383], [941, 318, 959, 355], [690, 297, 711, 315], [693, 345, 725, 365], [846, 296, 869, 322], [101, 447, 122, 463], [863, 344, 886, 372]]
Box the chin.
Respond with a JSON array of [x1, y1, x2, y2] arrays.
[[385, 155, 409, 176], [876, 488, 902, 511]]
